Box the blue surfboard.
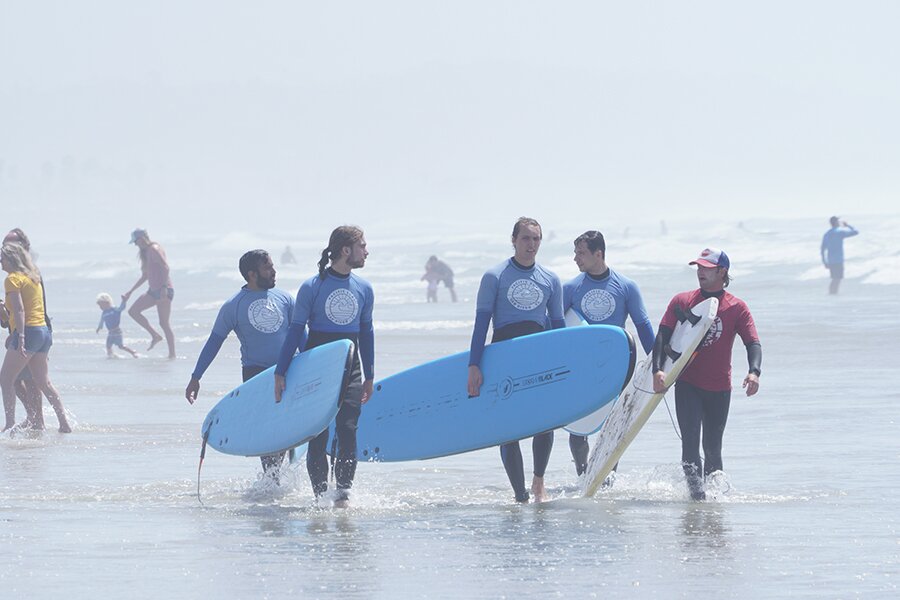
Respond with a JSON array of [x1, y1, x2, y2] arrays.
[[340, 325, 636, 462], [201, 340, 355, 456]]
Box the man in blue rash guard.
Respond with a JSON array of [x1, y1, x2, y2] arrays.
[[185, 250, 294, 474], [274, 226, 374, 509], [821, 216, 859, 295], [563, 231, 655, 478], [468, 217, 565, 503]]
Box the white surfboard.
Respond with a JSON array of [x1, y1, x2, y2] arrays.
[[581, 297, 719, 497], [563, 308, 617, 436]]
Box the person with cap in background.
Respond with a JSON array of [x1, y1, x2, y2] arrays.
[[651, 248, 762, 500], [821, 216, 859, 295], [122, 228, 176, 358]]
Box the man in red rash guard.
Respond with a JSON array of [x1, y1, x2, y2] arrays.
[[651, 248, 762, 501]]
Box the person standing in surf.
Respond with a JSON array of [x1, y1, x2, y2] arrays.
[[185, 250, 294, 475], [274, 226, 374, 509], [122, 228, 176, 358], [468, 217, 564, 503], [1, 243, 71, 433], [821, 216, 859, 295], [563, 230, 655, 478], [651, 248, 761, 501]]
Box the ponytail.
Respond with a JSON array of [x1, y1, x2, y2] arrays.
[[317, 248, 331, 279]]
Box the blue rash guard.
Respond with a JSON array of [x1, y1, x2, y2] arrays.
[[469, 258, 565, 366], [98, 299, 127, 332], [821, 225, 859, 266], [275, 269, 375, 380], [190, 287, 294, 379], [563, 269, 655, 354]]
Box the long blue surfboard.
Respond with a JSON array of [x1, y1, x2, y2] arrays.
[[201, 340, 355, 457], [338, 326, 635, 462]]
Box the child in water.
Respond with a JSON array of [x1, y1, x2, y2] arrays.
[[96, 293, 138, 358]]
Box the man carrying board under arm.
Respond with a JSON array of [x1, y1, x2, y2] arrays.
[[652, 248, 761, 501], [185, 249, 294, 475], [468, 217, 565, 503], [274, 226, 374, 509], [563, 230, 655, 478]]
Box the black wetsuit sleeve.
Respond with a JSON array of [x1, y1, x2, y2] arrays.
[[651, 325, 673, 373], [746, 342, 762, 375]]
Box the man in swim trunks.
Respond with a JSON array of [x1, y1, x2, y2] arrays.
[[186, 250, 294, 474], [468, 217, 564, 503], [652, 248, 761, 501], [563, 230, 655, 478], [821, 216, 859, 295], [275, 226, 374, 509]]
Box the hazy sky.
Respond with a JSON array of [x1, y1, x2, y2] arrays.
[[2, 1, 899, 239]]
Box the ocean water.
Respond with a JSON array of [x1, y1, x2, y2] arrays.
[[1, 215, 898, 598]]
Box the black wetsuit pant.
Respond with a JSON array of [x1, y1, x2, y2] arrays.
[[242, 365, 286, 473], [493, 321, 555, 502], [305, 332, 363, 499], [674, 380, 731, 496], [569, 434, 617, 478]]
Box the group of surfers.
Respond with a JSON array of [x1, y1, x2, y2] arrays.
[[184, 218, 762, 506]]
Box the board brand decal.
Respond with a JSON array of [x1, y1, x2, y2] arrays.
[[700, 316, 723, 348], [507, 279, 544, 311], [325, 288, 359, 325], [292, 378, 322, 400], [580, 289, 616, 322], [500, 366, 570, 397], [247, 297, 285, 333]]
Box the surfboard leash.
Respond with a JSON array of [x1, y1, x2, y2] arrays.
[[329, 435, 338, 485], [196, 428, 210, 505]]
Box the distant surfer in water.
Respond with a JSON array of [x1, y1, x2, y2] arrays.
[[468, 217, 564, 503], [122, 229, 176, 358], [821, 216, 859, 295], [422, 256, 457, 302], [652, 248, 761, 501], [563, 230, 655, 479], [274, 226, 374, 508], [185, 250, 294, 476]]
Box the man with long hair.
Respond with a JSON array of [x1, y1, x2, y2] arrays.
[[274, 226, 374, 508]]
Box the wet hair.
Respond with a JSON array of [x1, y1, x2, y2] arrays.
[[830, 216, 840, 227], [5, 228, 30, 251], [96, 293, 114, 305], [239, 249, 270, 282], [574, 230, 606, 256], [511, 217, 542, 240], [318, 226, 364, 279], [1, 243, 41, 283], [722, 269, 731, 288], [134, 230, 155, 266]]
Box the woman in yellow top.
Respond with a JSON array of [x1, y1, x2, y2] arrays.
[[0, 243, 70, 433]]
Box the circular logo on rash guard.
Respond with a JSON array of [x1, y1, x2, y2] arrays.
[[325, 289, 359, 325], [248, 298, 285, 334], [580, 289, 616, 322], [507, 279, 544, 311], [700, 316, 724, 348]]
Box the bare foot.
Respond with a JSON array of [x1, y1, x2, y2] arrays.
[[167, 353, 177, 360], [58, 422, 72, 433], [531, 476, 547, 503], [147, 335, 164, 351], [333, 499, 350, 509]]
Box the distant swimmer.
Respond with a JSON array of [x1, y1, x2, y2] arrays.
[[186, 249, 294, 476], [422, 256, 458, 302], [122, 229, 176, 358], [821, 216, 859, 295], [1, 243, 71, 433], [274, 226, 374, 508], [281, 245, 296, 265], [468, 217, 564, 503], [96, 293, 138, 358], [651, 248, 761, 501], [563, 230, 655, 479]]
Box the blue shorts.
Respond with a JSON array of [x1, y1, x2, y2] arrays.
[[106, 330, 125, 349], [148, 287, 175, 301], [7, 326, 53, 354]]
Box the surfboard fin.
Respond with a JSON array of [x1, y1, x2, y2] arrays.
[[674, 305, 702, 326], [663, 343, 682, 363]]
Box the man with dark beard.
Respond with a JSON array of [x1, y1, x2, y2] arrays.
[[185, 249, 294, 474]]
